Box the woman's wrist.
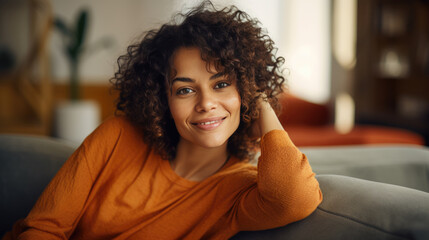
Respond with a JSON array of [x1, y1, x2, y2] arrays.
[[257, 99, 284, 137]]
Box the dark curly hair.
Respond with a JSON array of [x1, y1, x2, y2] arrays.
[[111, 1, 286, 161]]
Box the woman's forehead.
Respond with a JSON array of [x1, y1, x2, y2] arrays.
[[168, 47, 224, 80]]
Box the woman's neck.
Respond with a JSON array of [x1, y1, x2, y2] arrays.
[[171, 138, 229, 181]]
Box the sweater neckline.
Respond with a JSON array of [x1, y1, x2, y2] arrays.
[[159, 154, 238, 188]]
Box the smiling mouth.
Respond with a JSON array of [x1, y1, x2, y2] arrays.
[[193, 118, 225, 125], [191, 117, 227, 130]]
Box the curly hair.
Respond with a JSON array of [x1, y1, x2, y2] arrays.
[[111, 1, 286, 161]]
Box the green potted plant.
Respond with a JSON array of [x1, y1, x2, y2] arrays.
[[54, 8, 112, 100], [53, 8, 112, 143]]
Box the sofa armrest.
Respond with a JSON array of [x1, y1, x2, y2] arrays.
[[302, 145, 429, 193], [233, 175, 429, 240]]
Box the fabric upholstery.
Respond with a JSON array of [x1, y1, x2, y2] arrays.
[[278, 94, 330, 126], [286, 126, 425, 147], [303, 145, 429, 193], [0, 135, 75, 235], [233, 175, 429, 240], [1, 134, 429, 239]]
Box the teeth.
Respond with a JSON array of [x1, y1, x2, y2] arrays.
[[198, 120, 220, 125]]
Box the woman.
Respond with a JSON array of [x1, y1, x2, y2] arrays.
[[4, 2, 322, 239]]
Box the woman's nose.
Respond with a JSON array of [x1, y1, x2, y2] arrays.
[[195, 90, 217, 112]]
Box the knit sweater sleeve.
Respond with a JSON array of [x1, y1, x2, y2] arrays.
[[5, 117, 125, 240], [232, 129, 323, 231]]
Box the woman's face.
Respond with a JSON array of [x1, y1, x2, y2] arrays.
[[167, 47, 241, 149]]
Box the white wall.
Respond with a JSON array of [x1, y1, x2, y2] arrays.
[[50, 0, 286, 84], [50, 0, 176, 82], [281, 0, 331, 103]]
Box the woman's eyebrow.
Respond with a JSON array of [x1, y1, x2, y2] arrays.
[[172, 72, 226, 84], [210, 72, 226, 80], [172, 77, 194, 84]]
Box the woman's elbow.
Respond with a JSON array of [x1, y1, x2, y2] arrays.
[[277, 187, 323, 224]]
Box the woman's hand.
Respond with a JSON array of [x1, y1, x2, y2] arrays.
[[249, 94, 284, 139]]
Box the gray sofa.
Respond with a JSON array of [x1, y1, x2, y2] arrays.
[[1, 134, 429, 239]]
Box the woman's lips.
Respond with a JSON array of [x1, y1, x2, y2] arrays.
[[191, 117, 226, 130]]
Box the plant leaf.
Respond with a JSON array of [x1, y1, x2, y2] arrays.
[[67, 46, 78, 62], [53, 18, 70, 37], [74, 8, 89, 50]]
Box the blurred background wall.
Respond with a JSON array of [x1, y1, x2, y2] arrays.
[[1, 0, 331, 100], [0, 0, 428, 145]]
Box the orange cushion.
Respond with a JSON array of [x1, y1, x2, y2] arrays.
[[285, 125, 425, 147], [278, 94, 330, 126]]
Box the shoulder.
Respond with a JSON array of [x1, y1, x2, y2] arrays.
[[76, 116, 149, 175], [94, 115, 138, 135], [82, 115, 146, 155], [87, 116, 141, 141]]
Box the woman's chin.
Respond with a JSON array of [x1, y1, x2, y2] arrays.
[[187, 135, 229, 149], [178, 130, 233, 150], [196, 139, 228, 149]]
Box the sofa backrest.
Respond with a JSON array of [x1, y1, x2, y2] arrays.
[[0, 134, 76, 235]]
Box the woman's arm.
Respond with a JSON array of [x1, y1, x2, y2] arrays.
[[233, 97, 323, 231], [251, 96, 285, 137]]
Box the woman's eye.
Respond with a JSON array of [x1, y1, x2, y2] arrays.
[[214, 82, 230, 89], [176, 88, 194, 95]]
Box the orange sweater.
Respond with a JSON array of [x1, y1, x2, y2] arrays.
[[3, 116, 322, 240]]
